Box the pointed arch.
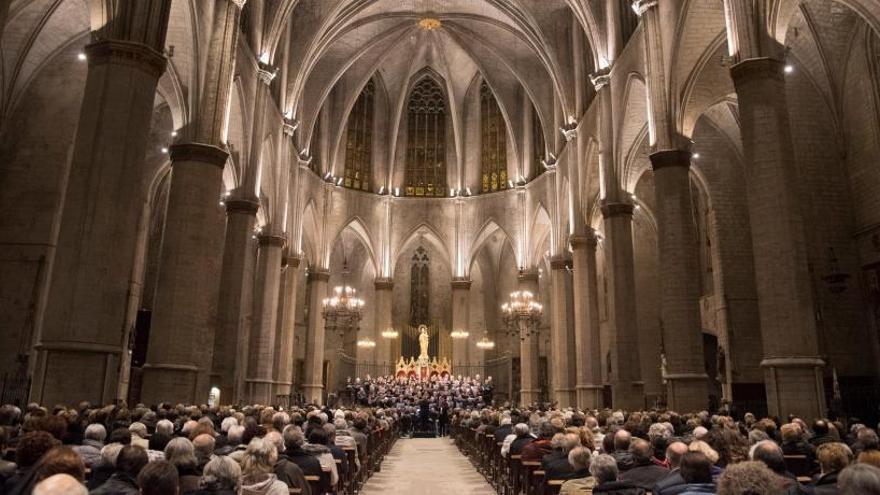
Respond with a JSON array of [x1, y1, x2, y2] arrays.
[[392, 222, 452, 277], [329, 216, 379, 276], [528, 202, 552, 268], [299, 199, 320, 268], [402, 72, 449, 197], [466, 219, 516, 276]]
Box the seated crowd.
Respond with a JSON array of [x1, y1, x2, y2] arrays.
[[0, 401, 396, 495], [454, 407, 880, 495]]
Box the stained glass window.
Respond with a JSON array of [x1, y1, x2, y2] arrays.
[[405, 78, 447, 197], [343, 80, 374, 191], [480, 81, 508, 193]]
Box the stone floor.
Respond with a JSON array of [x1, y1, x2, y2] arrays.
[[360, 437, 496, 495]]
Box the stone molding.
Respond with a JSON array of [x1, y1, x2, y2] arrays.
[[518, 269, 539, 283], [257, 234, 286, 247], [451, 277, 472, 290], [85, 40, 167, 79], [649, 149, 692, 171], [631, 0, 658, 16], [600, 201, 635, 218], [569, 233, 598, 249], [589, 68, 611, 91], [281, 252, 302, 269], [308, 268, 330, 282], [374, 278, 394, 290], [257, 62, 277, 85], [730, 57, 785, 85], [760, 356, 826, 368], [169, 143, 229, 168], [549, 255, 572, 270], [225, 198, 260, 215]]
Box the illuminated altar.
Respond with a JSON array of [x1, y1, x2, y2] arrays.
[[395, 355, 452, 379]]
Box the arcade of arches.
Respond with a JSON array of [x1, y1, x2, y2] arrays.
[[2, 0, 880, 424]]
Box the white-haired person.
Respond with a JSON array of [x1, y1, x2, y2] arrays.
[[240, 437, 288, 495], [72, 423, 105, 468]]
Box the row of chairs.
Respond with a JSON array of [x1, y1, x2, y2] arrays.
[[297, 424, 399, 495], [453, 425, 566, 495]]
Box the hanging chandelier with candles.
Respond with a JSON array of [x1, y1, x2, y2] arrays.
[[356, 337, 376, 348], [476, 332, 495, 350], [381, 327, 399, 339], [450, 328, 470, 339], [501, 290, 543, 340], [321, 285, 364, 336]]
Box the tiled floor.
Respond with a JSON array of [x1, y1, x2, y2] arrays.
[[360, 437, 496, 494]]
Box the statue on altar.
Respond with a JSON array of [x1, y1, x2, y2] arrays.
[[418, 325, 430, 360]]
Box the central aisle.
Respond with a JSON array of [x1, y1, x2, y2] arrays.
[[360, 438, 496, 495]]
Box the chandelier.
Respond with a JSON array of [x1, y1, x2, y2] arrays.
[[476, 333, 495, 350], [322, 285, 364, 337], [451, 328, 470, 339], [501, 290, 543, 340], [381, 327, 399, 339], [356, 337, 376, 348]]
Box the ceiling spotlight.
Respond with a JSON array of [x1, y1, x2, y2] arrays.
[[77, 52, 87, 61], [692, 152, 700, 159], [160, 147, 168, 153], [784, 64, 794, 74]]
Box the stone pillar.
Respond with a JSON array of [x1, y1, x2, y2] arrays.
[[273, 254, 301, 399], [141, 145, 228, 405], [246, 233, 285, 404], [374, 278, 394, 369], [213, 196, 259, 405], [571, 232, 604, 409], [601, 200, 644, 410], [31, 4, 171, 407], [140, 0, 243, 405], [549, 255, 576, 407], [649, 150, 710, 411], [729, 57, 825, 419], [518, 270, 541, 405], [451, 278, 472, 367], [302, 269, 329, 404]]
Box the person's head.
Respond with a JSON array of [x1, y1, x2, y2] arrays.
[[629, 438, 653, 464], [34, 446, 86, 483], [860, 450, 880, 469], [839, 463, 880, 495], [589, 454, 618, 484], [129, 422, 148, 439], [859, 429, 880, 451], [613, 429, 631, 452], [560, 432, 580, 453], [148, 432, 171, 452], [264, 430, 284, 455], [814, 420, 830, 437], [192, 433, 215, 462], [137, 460, 179, 495], [780, 423, 801, 444], [32, 473, 87, 495], [666, 441, 688, 470], [241, 437, 278, 477], [155, 419, 174, 436], [818, 442, 853, 474], [283, 426, 305, 451], [307, 427, 329, 446], [100, 443, 124, 467], [717, 461, 779, 495], [83, 423, 106, 443], [750, 440, 786, 474], [568, 446, 591, 471], [514, 423, 530, 437], [680, 451, 713, 484], [164, 437, 197, 469], [16, 431, 60, 468], [199, 455, 242, 492], [688, 440, 720, 465], [227, 424, 245, 445], [116, 445, 149, 479]]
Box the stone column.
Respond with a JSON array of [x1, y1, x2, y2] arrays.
[[374, 278, 394, 369], [302, 269, 329, 404], [729, 57, 825, 419], [451, 278, 472, 367], [141, 0, 244, 405], [273, 254, 301, 399], [213, 195, 259, 405], [649, 150, 710, 411], [31, 3, 171, 407], [571, 232, 604, 409], [549, 255, 576, 407], [246, 233, 285, 404], [601, 200, 644, 410], [518, 270, 541, 405]]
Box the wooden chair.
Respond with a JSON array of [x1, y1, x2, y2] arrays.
[[545, 479, 565, 495], [304, 475, 321, 495]]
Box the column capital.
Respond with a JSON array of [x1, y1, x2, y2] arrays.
[[589, 68, 611, 91], [282, 252, 302, 269], [451, 277, 472, 290], [256, 62, 278, 85], [257, 234, 286, 248], [570, 231, 599, 249], [308, 268, 330, 282], [224, 197, 260, 215], [85, 40, 167, 79], [518, 269, 540, 283], [600, 200, 635, 218], [631, 0, 658, 16], [730, 57, 786, 85], [549, 255, 572, 270], [282, 117, 298, 137], [649, 149, 692, 171], [231, 0, 247, 8], [374, 278, 394, 290], [170, 143, 229, 168]]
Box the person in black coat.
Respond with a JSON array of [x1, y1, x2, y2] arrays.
[[91, 445, 149, 495], [282, 427, 325, 491], [620, 438, 669, 490], [589, 453, 645, 495], [652, 442, 689, 495], [542, 433, 581, 481]]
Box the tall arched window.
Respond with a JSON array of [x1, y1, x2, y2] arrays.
[[405, 78, 447, 197], [343, 80, 374, 191], [480, 81, 508, 193], [532, 107, 546, 178]]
